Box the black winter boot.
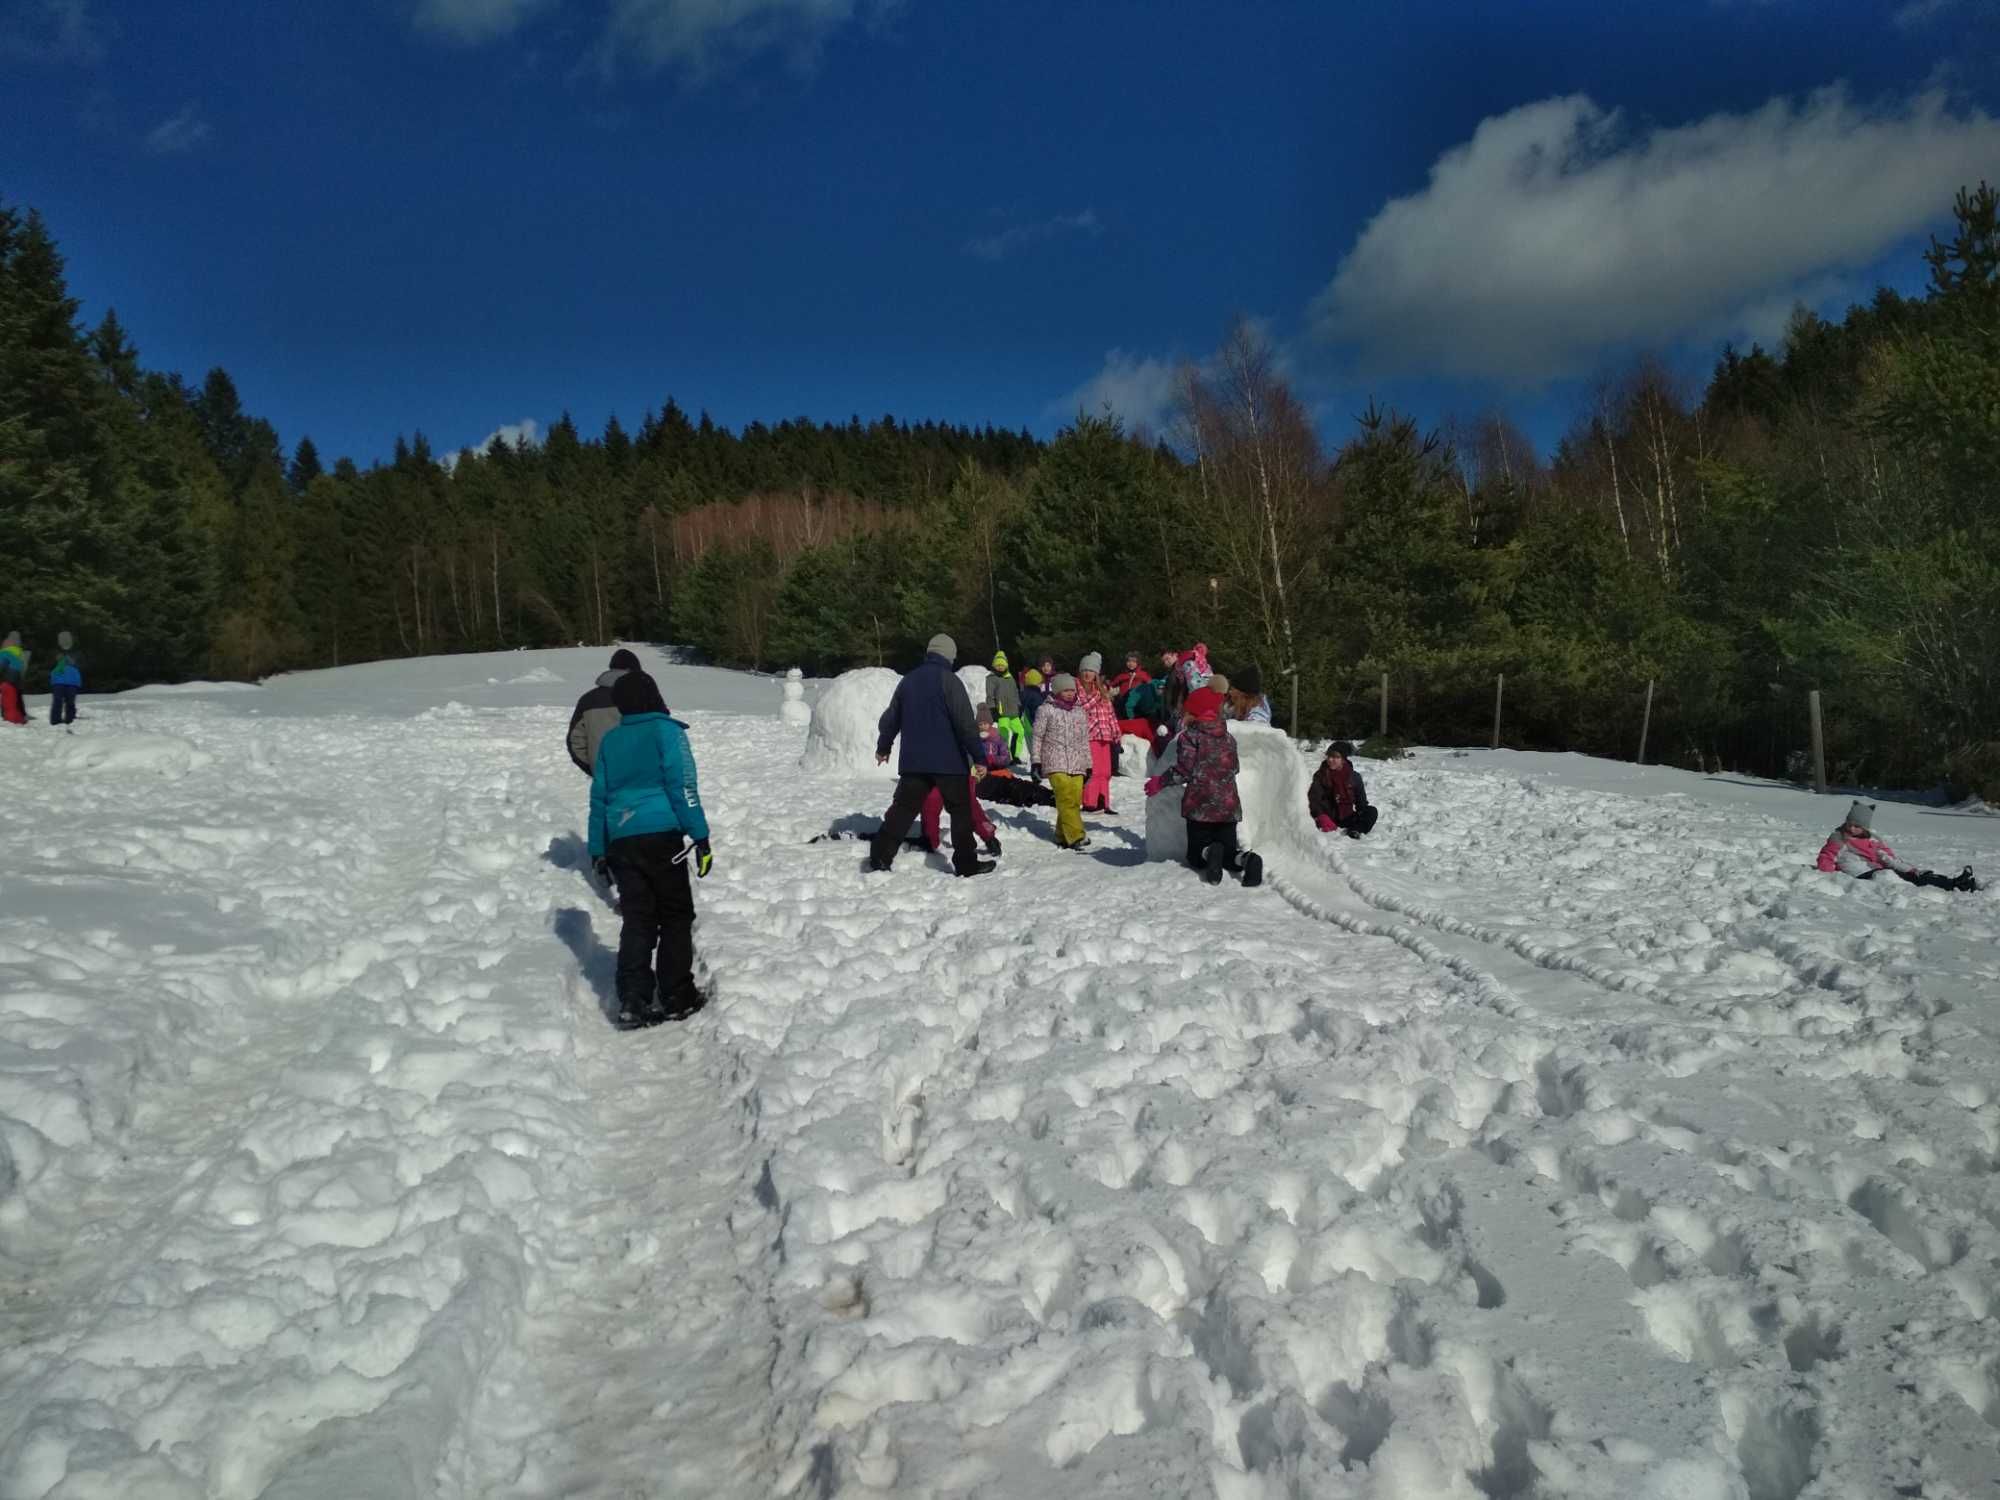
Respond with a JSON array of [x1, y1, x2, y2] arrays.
[[1238, 852, 1264, 889], [1201, 842, 1227, 885]]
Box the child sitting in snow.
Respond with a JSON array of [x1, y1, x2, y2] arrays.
[[1816, 801, 1977, 892], [1145, 686, 1263, 887], [1309, 740, 1378, 837]]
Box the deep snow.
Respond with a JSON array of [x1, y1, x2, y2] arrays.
[[2, 652, 1998, 1499]]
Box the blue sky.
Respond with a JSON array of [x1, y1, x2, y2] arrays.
[[5, 0, 1998, 465]]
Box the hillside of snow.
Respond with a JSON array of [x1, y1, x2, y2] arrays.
[[2, 649, 1998, 1499]]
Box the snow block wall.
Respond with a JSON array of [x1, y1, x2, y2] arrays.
[[956, 664, 990, 708], [799, 667, 899, 772], [1145, 723, 1314, 863], [1113, 732, 1154, 777]]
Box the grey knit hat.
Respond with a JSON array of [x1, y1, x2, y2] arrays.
[[927, 633, 957, 662], [1079, 651, 1103, 675], [1845, 799, 1875, 831], [1051, 672, 1077, 694]]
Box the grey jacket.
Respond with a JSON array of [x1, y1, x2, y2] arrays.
[[986, 671, 1021, 718], [566, 670, 627, 775]]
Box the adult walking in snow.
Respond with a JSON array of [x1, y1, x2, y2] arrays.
[[567, 648, 641, 775], [0, 632, 28, 726], [1145, 686, 1262, 886], [48, 631, 82, 727], [588, 670, 714, 1028], [1309, 741, 1378, 838], [870, 634, 996, 878], [1032, 672, 1093, 850], [1816, 801, 1976, 892], [985, 651, 1028, 765], [1077, 651, 1120, 812]]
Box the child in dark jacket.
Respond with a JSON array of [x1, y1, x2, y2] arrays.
[[1309, 741, 1378, 837], [49, 631, 82, 727], [1145, 687, 1263, 887]]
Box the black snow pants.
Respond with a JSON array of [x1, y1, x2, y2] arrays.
[[1867, 867, 1972, 892], [1339, 805, 1379, 837], [607, 830, 697, 1012], [873, 772, 980, 874]]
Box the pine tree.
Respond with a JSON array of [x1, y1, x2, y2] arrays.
[[289, 436, 323, 493]]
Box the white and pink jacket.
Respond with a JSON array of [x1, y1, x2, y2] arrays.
[[1816, 831, 1912, 878]]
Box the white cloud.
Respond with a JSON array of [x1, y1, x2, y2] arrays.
[[1311, 87, 2000, 383], [0, 0, 102, 63], [413, 0, 554, 45], [965, 209, 1101, 263], [1053, 350, 1183, 434], [443, 418, 543, 469], [598, 0, 900, 76], [143, 103, 211, 154]]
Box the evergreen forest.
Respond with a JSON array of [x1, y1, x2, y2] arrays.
[[2, 183, 1997, 791]]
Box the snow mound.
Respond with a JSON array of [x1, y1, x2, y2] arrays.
[[801, 668, 899, 772], [45, 733, 214, 779], [501, 667, 562, 685], [119, 679, 262, 697], [1145, 722, 1312, 862], [956, 664, 989, 708], [1114, 732, 1154, 777]]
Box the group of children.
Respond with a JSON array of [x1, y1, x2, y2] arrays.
[[876, 640, 1367, 887], [0, 630, 83, 728]]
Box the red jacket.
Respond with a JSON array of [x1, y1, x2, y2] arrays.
[[1109, 667, 1151, 698]]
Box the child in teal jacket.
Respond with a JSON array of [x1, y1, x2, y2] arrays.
[[589, 671, 713, 1028]]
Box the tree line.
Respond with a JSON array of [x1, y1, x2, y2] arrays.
[[2, 184, 1995, 790]]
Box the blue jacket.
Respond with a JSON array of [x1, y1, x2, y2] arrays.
[[876, 652, 980, 776], [589, 712, 709, 858], [51, 654, 82, 689]]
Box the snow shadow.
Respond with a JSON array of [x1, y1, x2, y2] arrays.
[[552, 907, 619, 1023], [544, 831, 591, 873]]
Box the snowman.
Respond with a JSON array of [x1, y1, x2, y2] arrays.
[[780, 667, 811, 727]]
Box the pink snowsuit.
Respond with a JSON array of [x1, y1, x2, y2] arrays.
[[922, 776, 996, 851], [1081, 687, 1119, 812], [1816, 831, 1911, 877]]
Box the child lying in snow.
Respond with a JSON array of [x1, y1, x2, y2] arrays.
[[1816, 801, 1978, 892]]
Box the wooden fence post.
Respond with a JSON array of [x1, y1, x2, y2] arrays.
[[1637, 679, 1655, 765], [1492, 673, 1504, 751], [1379, 672, 1389, 740], [1808, 689, 1827, 793]]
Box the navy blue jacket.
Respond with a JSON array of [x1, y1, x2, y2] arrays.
[[876, 653, 981, 775]]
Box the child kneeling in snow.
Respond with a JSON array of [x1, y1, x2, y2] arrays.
[[1309, 741, 1378, 837], [1816, 801, 1977, 892], [1145, 687, 1263, 887]]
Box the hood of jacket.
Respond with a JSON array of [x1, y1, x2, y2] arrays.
[[596, 668, 628, 689]]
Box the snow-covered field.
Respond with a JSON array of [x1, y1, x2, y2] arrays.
[[3, 649, 1997, 1499]]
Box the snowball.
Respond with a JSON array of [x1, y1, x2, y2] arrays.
[[1145, 722, 1312, 863], [801, 668, 901, 772]]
